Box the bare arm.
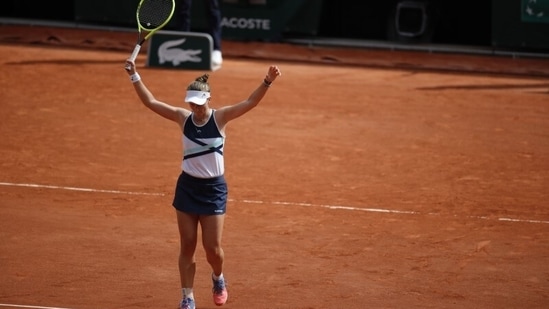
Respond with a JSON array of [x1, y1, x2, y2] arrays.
[[216, 65, 282, 128], [124, 59, 190, 124]]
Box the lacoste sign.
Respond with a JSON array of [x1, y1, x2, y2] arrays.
[[147, 31, 216, 71]]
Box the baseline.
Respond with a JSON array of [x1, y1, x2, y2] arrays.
[[1, 181, 548, 225]]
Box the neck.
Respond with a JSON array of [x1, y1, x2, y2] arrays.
[[193, 108, 211, 125]]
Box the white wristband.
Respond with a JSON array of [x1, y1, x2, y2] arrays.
[[130, 72, 141, 83]]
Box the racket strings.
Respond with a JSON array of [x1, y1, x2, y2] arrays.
[[138, 0, 174, 30]]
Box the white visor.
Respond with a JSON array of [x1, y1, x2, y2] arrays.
[[185, 90, 211, 105]]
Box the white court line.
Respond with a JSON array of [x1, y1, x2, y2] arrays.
[[1, 182, 548, 225], [241, 199, 419, 214], [0, 182, 164, 196], [0, 304, 75, 309], [239, 199, 549, 224]]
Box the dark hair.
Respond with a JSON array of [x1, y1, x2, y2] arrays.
[[186, 73, 210, 92]]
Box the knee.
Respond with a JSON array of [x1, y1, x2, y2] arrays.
[[204, 244, 223, 259]]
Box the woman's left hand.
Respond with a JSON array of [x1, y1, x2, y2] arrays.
[[266, 65, 282, 83]]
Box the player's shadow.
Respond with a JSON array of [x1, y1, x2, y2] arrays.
[[417, 83, 549, 94]]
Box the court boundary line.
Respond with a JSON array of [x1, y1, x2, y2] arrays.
[[0, 303, 75, 309], [1, 181, 548, 225], [0, 182, 164, 196]]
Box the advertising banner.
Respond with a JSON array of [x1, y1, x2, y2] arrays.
[[492, 0, 549, 50], [522, 0, 549, 23], [74, 0, 323, 41], [190, 0, 322, 40], [147, 31, 215, 71]]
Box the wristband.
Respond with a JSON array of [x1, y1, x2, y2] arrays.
[[263, 78, 272, 87], [130, 72, 141, 83]]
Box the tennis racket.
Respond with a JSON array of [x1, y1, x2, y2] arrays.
[[126, 0, 175, 69]]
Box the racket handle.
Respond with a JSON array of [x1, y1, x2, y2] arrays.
[[125, 44, 142, 71], [129, 45, 142, 62]]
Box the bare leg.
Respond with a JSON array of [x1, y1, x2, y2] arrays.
[[199, 213, 225, 276], [176, 210, 199, 288]]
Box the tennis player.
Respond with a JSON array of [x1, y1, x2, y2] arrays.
[[124, 58, 281, 309]]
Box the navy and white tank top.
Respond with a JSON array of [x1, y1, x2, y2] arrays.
[[182, 110, 225, 178]]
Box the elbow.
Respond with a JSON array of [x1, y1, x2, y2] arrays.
[[143, 100, 156, 108], [248, 98, 261, 107]]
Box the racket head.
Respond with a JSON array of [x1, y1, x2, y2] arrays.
[[136, 0, 176, 32]]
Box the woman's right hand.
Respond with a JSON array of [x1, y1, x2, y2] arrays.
[[124, 59, 136, 75]]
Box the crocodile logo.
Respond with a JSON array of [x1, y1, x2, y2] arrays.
[[158, 38, 203, 66]]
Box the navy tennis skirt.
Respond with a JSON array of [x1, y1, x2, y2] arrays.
[[172, 172, 228, 215]]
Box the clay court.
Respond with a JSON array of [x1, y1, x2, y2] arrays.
[[0, 25, 548, 309]]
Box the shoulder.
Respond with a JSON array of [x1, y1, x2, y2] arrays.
[[178, 108, 192, 119], [174, 108, 191, 128], [213, 106, 231, 126]]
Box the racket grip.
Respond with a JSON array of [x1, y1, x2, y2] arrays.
[[129, 45, 142, 62]]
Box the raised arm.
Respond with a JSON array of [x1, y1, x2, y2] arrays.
[[125, 59, 190, 123], [215, 65, 282, 128]]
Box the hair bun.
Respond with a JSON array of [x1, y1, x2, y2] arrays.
[[196, 74, 209, 83]]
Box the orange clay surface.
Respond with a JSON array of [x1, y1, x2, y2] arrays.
[[0, 25, 548, 309]]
